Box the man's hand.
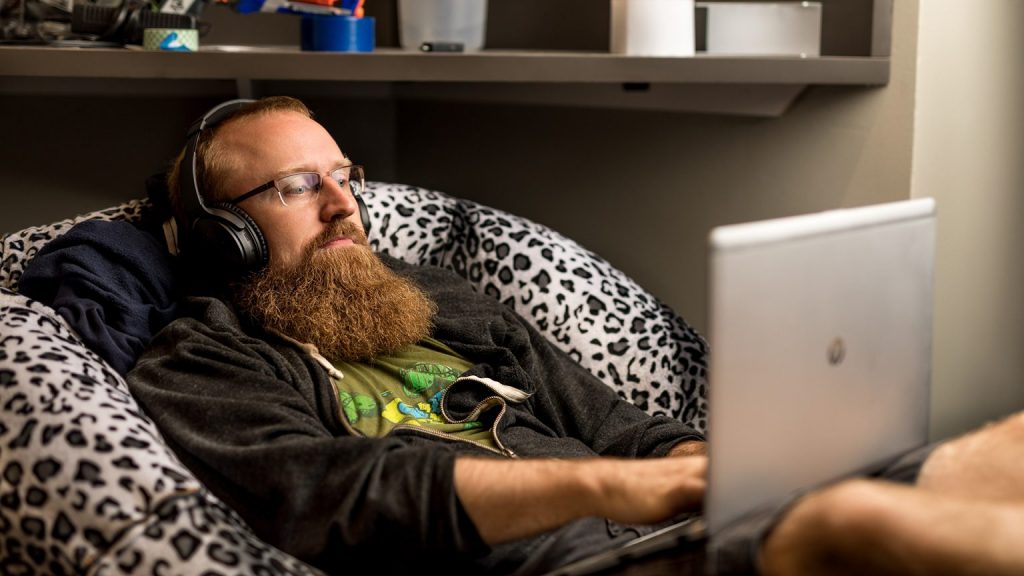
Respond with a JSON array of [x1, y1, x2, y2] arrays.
[[455, 455, 707, 545], [588, 455, 707, 525]]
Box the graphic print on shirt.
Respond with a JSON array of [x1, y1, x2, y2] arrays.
[[339, 392, 378, 424], [339, 361, 479, 428], [331, 339, 497, 449]]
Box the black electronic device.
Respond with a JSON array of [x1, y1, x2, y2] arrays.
[[68, 0, 197, 45], [180, 99, 371, 277]]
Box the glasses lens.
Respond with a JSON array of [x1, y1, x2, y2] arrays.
[[350, 165, 365, 195], [276, 173, 320, 206], [329, 165, 366, 196]]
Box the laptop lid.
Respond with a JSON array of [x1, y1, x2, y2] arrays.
[[704, 198, 935, 535]]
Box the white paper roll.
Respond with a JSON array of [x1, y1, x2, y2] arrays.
[[611, 0, 695, 57]]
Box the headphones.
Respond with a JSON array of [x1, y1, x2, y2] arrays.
[[179, 99, 371, 277]]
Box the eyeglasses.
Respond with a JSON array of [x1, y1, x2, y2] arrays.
[[228, 164, 365, 207]]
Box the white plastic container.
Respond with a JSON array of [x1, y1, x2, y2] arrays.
[[398, 0, 487, 52], [700, 2, 822, 57]]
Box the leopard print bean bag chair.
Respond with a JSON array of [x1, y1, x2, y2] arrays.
[[0, 183, 707, 574]]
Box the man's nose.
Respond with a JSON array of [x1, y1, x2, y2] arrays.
[[319, 177, 358, 222]]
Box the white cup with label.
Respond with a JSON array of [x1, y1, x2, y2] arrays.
[[611, 0, 695, 57]]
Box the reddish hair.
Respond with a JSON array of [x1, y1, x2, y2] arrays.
[[166, 96, 313, 229]]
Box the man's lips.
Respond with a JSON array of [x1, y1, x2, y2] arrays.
[[321, 236, 354, 250]]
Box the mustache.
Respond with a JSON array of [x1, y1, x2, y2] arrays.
[[304, 220, 368, 256]]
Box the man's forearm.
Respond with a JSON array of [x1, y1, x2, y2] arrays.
[[670, 440, 707, 457], [454, 455, 706, 545]]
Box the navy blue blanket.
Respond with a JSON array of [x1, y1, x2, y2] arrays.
[[19, 220, 179, 375]]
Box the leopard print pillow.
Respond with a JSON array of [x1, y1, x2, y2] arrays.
[[0, 288, 321, 575], [92, 492, 323, 575]]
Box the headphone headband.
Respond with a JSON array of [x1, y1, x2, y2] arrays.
[[180, 99, 256, 219]]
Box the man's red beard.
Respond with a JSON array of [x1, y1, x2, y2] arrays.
[[234, 220, 436, 362]]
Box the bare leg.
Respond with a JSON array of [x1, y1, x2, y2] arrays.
[[761, 479, 1024, 576], [918, 412, 1024, 501], [761, 412, 1024, 576]]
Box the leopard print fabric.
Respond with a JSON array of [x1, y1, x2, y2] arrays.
[[0, 289, 322, 575], [91, 491, 323, 575]]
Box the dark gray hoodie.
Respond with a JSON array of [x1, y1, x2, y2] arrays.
[[127, 256, 702, 574]]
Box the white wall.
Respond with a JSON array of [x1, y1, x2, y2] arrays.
[[912, 0, 1024, 439]]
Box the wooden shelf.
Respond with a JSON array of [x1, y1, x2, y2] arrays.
[[0, 45, 889, 116], [0, 0, 893, 116], [1, 45, 888, 84]]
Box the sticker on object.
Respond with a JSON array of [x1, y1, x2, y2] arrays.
[[143, 28, 199, 52]]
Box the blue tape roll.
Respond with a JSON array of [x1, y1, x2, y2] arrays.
[[301, 15, 375, 52]]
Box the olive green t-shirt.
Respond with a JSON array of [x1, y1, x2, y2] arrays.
[[330, 338, 498, 451]]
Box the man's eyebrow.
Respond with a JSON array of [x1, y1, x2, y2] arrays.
[[271, 165, 315, 179], [270, 160, 348, 180]]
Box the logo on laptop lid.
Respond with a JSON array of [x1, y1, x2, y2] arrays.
[[828, 337, 846, 366]]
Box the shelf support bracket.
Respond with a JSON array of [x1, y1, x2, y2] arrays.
[[872, 0, 894, 57], [236, 78, 254, 99]]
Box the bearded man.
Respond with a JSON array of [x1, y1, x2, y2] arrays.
[[126, 97, 708, 575], [127, 97, 1024, 576]]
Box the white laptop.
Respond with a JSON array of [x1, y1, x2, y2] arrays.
[[547, 197, 936, 575]]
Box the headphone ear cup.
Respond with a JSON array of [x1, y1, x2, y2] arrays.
[[190, 203, 269, 277], [356, 193, 371, 236]]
